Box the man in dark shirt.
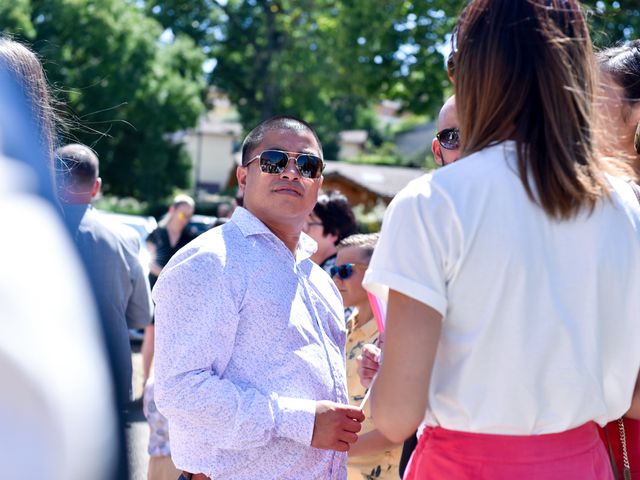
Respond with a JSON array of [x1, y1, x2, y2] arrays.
[[56, 143, 153, 404]]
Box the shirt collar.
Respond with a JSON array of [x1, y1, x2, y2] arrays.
[[61, 203, 91, 235], [231, 207, 318, 261]]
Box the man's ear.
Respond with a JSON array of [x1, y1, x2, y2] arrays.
[[236, 165, 247, 194], [91, 177, 102, 198], [432, 138, 443, 167]]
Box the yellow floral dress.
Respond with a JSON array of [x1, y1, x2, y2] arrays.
[[346, 312, 402, 480]]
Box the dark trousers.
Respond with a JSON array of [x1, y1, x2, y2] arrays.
[[399, 432, 418, 478]]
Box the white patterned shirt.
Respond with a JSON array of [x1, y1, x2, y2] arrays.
[[153, 207, 349, 479]]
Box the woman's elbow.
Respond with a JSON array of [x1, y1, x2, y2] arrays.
[[371, 401, 422, 443]]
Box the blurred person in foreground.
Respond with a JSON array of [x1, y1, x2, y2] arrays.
[[153, 115, 364, 480], [331, 233, 402, 479], [363, 1, 640, 479], [597, 40, 640, 479], [304, 190, 358, 274], [0, 38, 117, 479]]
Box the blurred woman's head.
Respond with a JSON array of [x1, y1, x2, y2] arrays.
[[0, 37, 56, 163], [453, 0, 619, 219], [166, 194, 195, 229], [596, 41, 640, 171]]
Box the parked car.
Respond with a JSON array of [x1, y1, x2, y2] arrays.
[[97, 211, 158, 343]]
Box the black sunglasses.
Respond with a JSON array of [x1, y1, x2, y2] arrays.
[[436, 128, 460, 150], [330, 263, 355, 280], [330, 263, 369, 280], [245, 149, 325, 179]]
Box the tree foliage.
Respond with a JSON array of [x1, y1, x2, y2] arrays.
[[147, 0, 465, 158], [147, 0, 640, 153], [583, 0, 640, 47], [1, 0, 638, 193], [0, 0, 206, 206]]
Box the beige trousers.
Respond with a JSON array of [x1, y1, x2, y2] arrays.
[[147, 455, 181, 480]]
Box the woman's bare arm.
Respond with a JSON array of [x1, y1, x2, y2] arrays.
[[370, 289, 442, 443]]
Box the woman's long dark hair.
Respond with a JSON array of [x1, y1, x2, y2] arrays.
[[454, 0, 623, 219]]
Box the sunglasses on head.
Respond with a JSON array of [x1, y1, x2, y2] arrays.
[[436, 127, 460, 150], [245, 149, 325, 179]]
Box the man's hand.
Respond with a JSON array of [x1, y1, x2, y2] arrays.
[[356, 343, 381, 388], [311, 401, 365, 452]]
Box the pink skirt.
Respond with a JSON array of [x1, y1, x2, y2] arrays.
[[404, 422, 613, 480]]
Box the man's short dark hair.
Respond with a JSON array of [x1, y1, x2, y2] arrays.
[[241, 115, 323, 166], [314, 190, 357, 244], [55, 143, 99, 187]]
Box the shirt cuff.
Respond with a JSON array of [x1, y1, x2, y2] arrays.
[[274, 396, 317, 446]]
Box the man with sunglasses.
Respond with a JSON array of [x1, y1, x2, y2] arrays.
[[153, 116, 364, 480], [432, 95, 460, 167]]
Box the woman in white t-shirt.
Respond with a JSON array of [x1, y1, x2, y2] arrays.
[[363, 1, 640, 479]]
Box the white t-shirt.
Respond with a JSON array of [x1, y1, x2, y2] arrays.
[[364, 141, 640, 435]]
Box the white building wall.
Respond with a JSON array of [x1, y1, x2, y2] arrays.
[[184, 131, 237, 193]]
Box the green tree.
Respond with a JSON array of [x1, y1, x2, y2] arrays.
[[147, 0, 466, 158], [0, 0, 35, 39], [1, 0, 206, 206], [583, 1, 640, 47]]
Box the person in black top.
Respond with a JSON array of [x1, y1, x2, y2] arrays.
[[141, 194, 196, 387], [147, 194, 196, 288]]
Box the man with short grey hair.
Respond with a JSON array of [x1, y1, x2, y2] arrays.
[[56, 143, 153, 404]]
